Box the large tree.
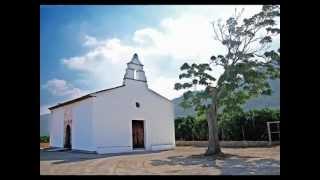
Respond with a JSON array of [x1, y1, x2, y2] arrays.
[[174, 5, 280, 155]]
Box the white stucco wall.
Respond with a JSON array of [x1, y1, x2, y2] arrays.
[[49, 108, 64, 148], [148, 90, 176, 151], [93, 79, 175, 154], [72, 99, 95, 151], [49, 98, 94, 151]]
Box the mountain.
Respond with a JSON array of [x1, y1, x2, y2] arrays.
[[40, 113, 51, 136], [172, 79, 280, 118], [243, 79, 280, 111]]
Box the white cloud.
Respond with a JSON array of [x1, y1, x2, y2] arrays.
[[59, 5, 279, 100], [42, 78, 89, 99], [149, 76, 185, 100], [40, 78, 90, 115], [133, 28, 162, 46], [40, 104, 53, 115], [83, 35, 99, 47], [63, 38, 135, 69]]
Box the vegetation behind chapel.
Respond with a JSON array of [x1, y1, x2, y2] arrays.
[[173, 79, 280, 141]]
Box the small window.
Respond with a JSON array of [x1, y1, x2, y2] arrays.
[[136, 102, 140, 108]]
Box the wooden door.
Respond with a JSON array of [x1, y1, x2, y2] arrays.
[[132, 120, 144, 149]]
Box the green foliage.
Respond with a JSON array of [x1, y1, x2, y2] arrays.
[[175, 116, 196, 140], [219, 108, 280, 141], [193, 114, 209, 140], [175, 108, 280, 141], [40, 136, 50, 143], [175, 115, 209, 141]]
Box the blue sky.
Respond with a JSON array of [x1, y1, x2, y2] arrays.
[[40, 5, 279, 115]]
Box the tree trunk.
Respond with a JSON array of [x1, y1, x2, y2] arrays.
[[205, 102, 222, 156]]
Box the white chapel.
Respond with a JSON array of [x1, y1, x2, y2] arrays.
[[49, 54, 175, 154]]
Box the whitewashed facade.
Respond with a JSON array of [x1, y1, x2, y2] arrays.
[[49, 54, 175, 154]]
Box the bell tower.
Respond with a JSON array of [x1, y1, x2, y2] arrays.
[[123, 53, 147, 86]]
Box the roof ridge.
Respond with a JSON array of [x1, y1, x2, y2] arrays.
[[49, 85, 125, 110]]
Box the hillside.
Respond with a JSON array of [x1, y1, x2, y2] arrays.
[[40, 113, 51, 136], [172, 79, 280, 118]]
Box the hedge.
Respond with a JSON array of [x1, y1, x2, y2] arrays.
[[40, 136, 50, 143], [175, 108, 280, 141]]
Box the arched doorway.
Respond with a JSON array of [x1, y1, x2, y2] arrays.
[[64, 125, 71, 149]]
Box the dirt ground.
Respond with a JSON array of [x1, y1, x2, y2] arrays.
[[40, 143, 50, 149], [40, 146, 280, 175]]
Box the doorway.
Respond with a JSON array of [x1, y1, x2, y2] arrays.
[[64, 124, 71, 149], [132, 120, 144, 149]]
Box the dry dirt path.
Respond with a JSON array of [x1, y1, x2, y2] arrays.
[[40, 146, 280, 175]]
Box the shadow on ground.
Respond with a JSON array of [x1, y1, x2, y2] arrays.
[[40, 149, 165, 165], [150, 153, 280, 175]]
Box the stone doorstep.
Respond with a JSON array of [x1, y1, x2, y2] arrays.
[[132, 148, 145, 152]]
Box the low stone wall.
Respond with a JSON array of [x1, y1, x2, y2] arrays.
[[176, 141, 279, 147]]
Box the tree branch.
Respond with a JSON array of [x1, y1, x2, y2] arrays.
[[212, 22, 222, 42]]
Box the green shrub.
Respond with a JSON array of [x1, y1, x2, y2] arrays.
[[219, 108, 280, 141], [175, 116, 195, 140], [40, 136, 50, 143], [175, 108, 280, 141]]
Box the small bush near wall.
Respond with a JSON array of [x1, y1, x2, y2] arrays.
[[40, 136, 49, 143]]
